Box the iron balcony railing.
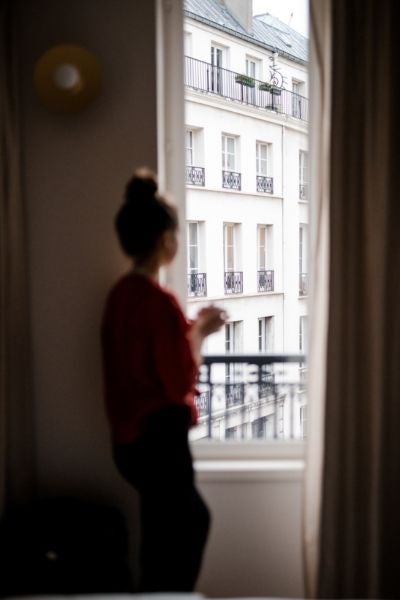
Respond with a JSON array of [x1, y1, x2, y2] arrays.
[[187, 272, 207, 297], [222, 170, 241, 190], [258, 270, 274, 292], [299, 183, 308, 200], [224, 271, 243, 294], [256, 175, 274, 193], [299, 273, 308, 296], [192, 354, 307, 440], [184, 55, 309, 122], [186, 165, 205, 186]]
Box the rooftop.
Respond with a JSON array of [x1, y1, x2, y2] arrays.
[[184, 0, 309, 65]]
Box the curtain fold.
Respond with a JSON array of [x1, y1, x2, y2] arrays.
[[314, 0, 400, 597], [303, 0, 331, 597], [0, 0, 34, 513]]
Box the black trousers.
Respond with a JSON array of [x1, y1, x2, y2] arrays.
[[113, 406, 211, 593]]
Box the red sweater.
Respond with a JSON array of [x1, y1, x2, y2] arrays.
[[101, 272, 198, 444]]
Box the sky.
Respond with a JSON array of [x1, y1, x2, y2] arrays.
[[252, 0, 309, 37]]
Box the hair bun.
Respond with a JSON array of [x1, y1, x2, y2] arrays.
[[125, 167, 158, 204]]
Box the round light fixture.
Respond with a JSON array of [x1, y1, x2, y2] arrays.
[[34, 44, 101, 113]]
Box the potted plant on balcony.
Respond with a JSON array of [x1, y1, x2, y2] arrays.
[[235, 73, 255, 88], [259, 81, 281, 95]]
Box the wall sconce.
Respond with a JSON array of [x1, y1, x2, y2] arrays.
[[34, 44, 101, 113]]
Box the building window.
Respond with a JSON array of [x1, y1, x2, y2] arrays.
[[256, 142, 273, 193], [257, 225, 274, 291], [258, 317, 274, 352], [299, 315, 308, 352], [224, 223, 243, 293], [299, 150, 308, 200], [187, 222, 207, 297], [185, 129, 193, 166], [292, 80, 306, 118], [184, 31, 192, 57], [299, 224, 308, 296], [185, 128, 205, 185], [211, 44, 226, 93], [222, 134, 236, 172]]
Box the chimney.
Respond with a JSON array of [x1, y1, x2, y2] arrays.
[[224, 0, 253, 33]]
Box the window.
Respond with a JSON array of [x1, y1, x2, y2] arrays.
[[257, 225, 273, 269], [299, 150, 308, 199], [225, 321, 243, 354], [185, 129, 193, 166], [299, 315, 308, 352], [299, 224, 308, 295], [292, 80, 306, 118], [225, 321, 243, 386], [184, 31, 192, 56], [224, 223, 235, 272], [224, 223, 242, 293], [187, 222, 199, 273], [245, 57, 257, 79], [222, 134, 236, 171], [211, 44, 226, 93], [300, 405, 307, 439], [256, 142, 271, 176], [258, 317, 274, 352]]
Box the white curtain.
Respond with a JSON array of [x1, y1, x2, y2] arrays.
[[303, 0, 331, 596], [0, 0, 34, 513], [305, 0, 400, 597]]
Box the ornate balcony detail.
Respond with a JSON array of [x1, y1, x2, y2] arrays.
[[195, 391, 210, 417], [184, 55, 309, 122], [224, 271, 243, 294], [222, 170, 241, 190], [299, 183, 308, 200], [258, 270, 274, 292], [196, 354, 307, 440], [186, 166, 205, 186], [187, 272, 207, 297], [256, 175, 274, 194], [299, 273, 308, 296]]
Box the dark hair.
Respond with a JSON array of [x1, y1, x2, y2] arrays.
[[115, 168, 178, 260]]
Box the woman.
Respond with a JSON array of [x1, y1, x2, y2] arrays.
[[102, 168, 226, 592]]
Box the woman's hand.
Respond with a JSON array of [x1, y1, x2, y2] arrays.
[[188, 305, 228, 365], [194, 305, 228, 337]]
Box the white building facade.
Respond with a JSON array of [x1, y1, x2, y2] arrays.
[[183, 0, 309, 441]]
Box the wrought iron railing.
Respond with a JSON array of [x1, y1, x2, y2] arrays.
[[186, 165, 205, 186], [187, 272, 207, 297], [256, 175, 274, 194], [299, 273, 308, 296], [184, 56, 309, 122], [299, 183, 308, 200], [191, 354, 307, 441], [258, 270, 274, 292], [224, 271, 243, 294], [222, 170, 241, 190]]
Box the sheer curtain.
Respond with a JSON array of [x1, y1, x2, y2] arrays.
[[306, 0, 400, 597], [0, 0, 34, 513]]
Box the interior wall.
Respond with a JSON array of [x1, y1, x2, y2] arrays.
[[19, 0, 158, 580], [18, 0, 304, 596]]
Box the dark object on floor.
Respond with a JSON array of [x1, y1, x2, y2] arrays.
[[0, 497, 133, 597]]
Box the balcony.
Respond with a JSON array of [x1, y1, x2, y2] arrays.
[[187, 272, 207, 297], [299, 273, 308, 296], [186, 165, 205, 186], [222, 170, 241, 190], [258, 269, 274, 292], [193, 354, 307, 440], [299, 183, 308, 200], [184, 55, 309, 122], [224, 271, 243, 294], [256, 175, 274, 194]]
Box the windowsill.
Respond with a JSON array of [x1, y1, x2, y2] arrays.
[[192, 441, 305, 481]]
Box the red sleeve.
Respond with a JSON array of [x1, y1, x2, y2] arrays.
[[151, 293, 198, 422]]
